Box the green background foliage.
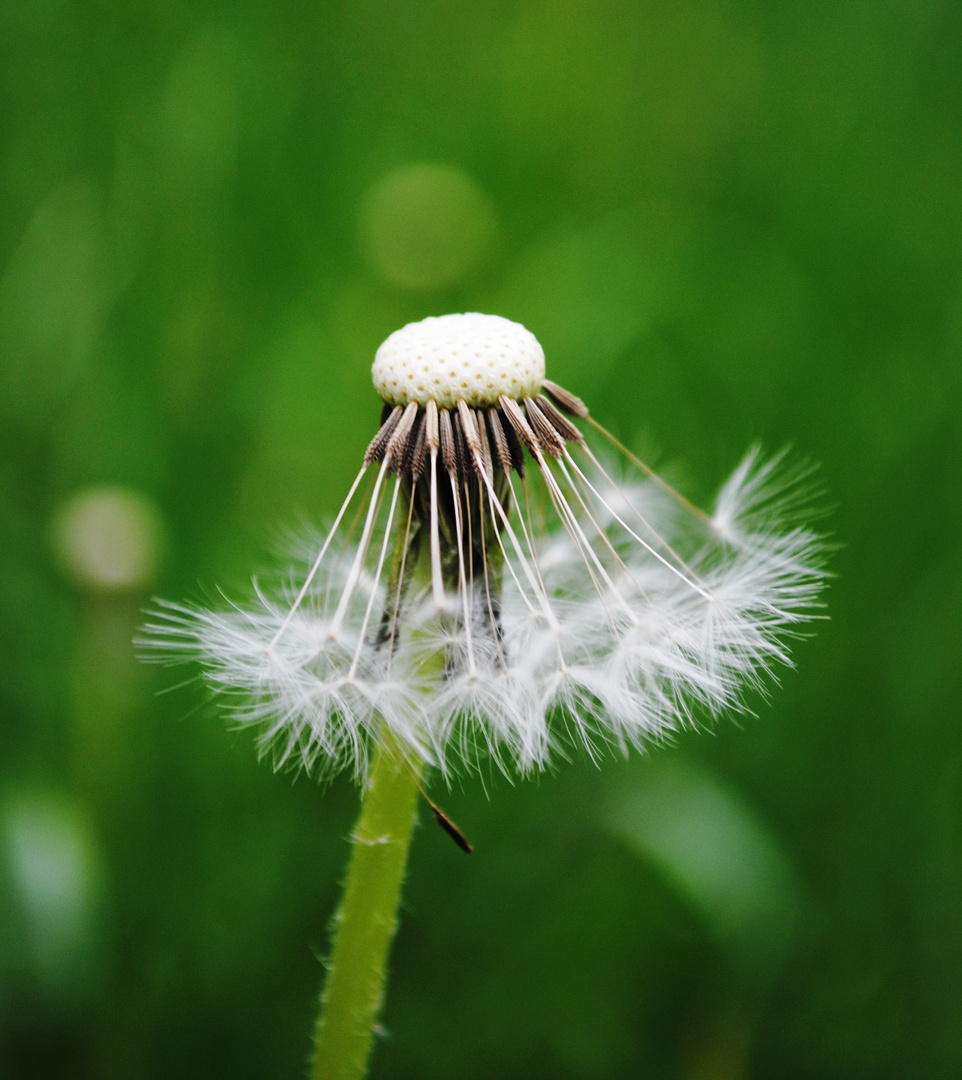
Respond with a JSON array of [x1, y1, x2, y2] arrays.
[[2, 2, 960, 1077]]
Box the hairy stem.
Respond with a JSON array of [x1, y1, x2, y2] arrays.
[[310, 747, 421, 1080]]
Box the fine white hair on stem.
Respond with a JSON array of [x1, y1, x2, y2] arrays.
[[139, 313, 828, 781]]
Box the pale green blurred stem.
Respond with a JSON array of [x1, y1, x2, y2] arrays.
[[310, 745, 421, 1080]]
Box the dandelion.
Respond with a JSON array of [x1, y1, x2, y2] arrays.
[[141, 312, 825, 1080]]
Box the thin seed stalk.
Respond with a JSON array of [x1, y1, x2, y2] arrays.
[[310, 460, 496, 1077], [310, 745, 421, 1080]]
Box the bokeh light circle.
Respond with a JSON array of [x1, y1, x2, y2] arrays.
[[52, 486, 165, 593], [359, 162, 498, 291]]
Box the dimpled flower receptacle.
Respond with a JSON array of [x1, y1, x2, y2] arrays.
[[371, 312, 546, 408], [141, 312, 826, 1080]]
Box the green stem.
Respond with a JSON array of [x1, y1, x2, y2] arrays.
[[310, 746, 421, 1080]]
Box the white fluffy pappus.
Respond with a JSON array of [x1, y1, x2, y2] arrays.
[[141, 314, 827, 780]]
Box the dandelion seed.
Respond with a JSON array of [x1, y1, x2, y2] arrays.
[[141, 313, 826, 779]]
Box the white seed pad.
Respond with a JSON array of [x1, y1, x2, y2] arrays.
[[372, 313, 545, 409]]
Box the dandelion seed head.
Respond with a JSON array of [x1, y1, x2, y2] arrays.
[[141, 313, 827, 782]]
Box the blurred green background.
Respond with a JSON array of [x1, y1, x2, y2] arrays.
[[2, 1, 960, 1077]]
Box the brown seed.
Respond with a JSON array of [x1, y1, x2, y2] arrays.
[[364, 405, 404, 465], [523, 397, 564, 459], [542, 379, 589, 418], [537, 394, 584, 446]]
